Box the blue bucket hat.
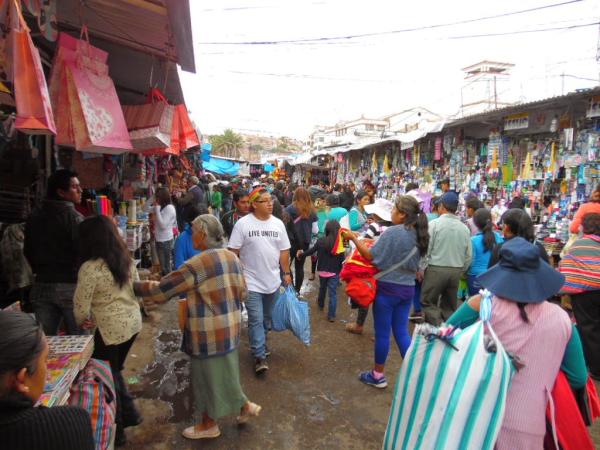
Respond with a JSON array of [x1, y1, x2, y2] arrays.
[[476, 237, 565, 303]]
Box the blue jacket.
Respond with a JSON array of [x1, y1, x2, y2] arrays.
[[174, 225, 201, 269], [468, 232, 503, 276]]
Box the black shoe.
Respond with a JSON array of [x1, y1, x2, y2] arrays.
[[122, 414, 143, 428], [265, 346, 272, 358], [254, 358, 268, 375], [115, 427, 127, 447]]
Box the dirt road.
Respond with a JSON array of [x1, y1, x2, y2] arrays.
[[122, 281, 400, 449]]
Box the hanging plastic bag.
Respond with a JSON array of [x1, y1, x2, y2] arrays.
[[383, 291, 514, 450], [271, 286, 310, 345]]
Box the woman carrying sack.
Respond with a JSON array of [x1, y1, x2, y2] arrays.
[[346, 196, 428, 389], [447, 237, 588, 449]]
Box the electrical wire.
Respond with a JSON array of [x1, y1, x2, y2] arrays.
[[198, 0, 587, 45]]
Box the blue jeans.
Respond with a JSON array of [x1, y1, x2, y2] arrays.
[[30, 282, 81, 335], [467, 274, 482, 296], [373, 285, 414, 364], [246, 290, 277, 359], [156, 239, 174, 276], [318, 275, 339, 319]]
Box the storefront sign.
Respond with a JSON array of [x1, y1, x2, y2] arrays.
[[504, 113, 529, 131]]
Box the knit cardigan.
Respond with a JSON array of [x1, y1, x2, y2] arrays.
[[0, 393, 94, 450]]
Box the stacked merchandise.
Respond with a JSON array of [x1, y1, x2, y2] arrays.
[[37, 335, 94, 407]]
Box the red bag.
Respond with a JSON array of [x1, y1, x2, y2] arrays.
[[544, 371, 594, 450], [9, 0, 56, 134], [175, 104, 199, 150], [346, 277, 377, 307]]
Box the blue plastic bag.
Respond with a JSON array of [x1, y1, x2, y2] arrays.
[[271, 286, 311, 345]]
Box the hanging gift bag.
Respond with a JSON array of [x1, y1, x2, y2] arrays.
[[383, 291, 514, 450], [175, 104, 199, 150], [9, 0, 56, 134], [50, 31, 108, 146], [65, 29, 131, 153], [123, 88, 174, 151], [143, 106, 181, 156]]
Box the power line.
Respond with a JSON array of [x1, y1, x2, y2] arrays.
[[446, 21, 598, 39], [198, 0, 586, 45]]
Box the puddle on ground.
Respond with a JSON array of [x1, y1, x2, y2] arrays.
[[138, 329, 191, 423]]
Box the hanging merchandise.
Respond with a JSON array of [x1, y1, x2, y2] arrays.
[[50, 30, 132, 153], [9, 0, 56, 134], [383, 153, 391, 175], [434, 136, 442, 161], [143, 106, 181, 156], [123, 88, 174, 151], [175, 104, 200, 150]]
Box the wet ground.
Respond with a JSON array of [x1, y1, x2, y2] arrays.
[[122, 279, 400, 449], [121, 276, 600, 449]]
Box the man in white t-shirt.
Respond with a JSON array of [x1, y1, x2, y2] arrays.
[[228, 187, 292, 375]]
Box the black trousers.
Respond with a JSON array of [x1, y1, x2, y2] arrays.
[[571, 290, 600, 377], [290, 243, 309, 292], [92, 331, 139, 428]]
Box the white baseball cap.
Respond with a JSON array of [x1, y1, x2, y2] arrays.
[[364, 198, 393, 222]]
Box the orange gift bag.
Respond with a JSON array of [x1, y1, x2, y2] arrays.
[[9, 0, 56, 134]]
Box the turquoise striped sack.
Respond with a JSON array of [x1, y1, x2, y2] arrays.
[[383, 291, 515, 450]]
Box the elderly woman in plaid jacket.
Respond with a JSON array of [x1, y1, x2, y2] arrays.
[[135, 214, 261, 440]]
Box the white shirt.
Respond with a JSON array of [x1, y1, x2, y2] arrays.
[[228, 214, 291, 294], [153, 204, 177, 242]]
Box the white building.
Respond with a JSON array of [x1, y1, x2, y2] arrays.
[[460, 61, 515, 116], [309, 116, 390, 151]]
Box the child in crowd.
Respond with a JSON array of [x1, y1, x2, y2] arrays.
[[346, 198, 393, 334], [298, 220, 345, 322]]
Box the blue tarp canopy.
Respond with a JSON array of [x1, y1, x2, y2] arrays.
[[203, 156, 240, 176]]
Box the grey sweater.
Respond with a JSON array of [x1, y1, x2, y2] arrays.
[[370, 225, 420, 285]]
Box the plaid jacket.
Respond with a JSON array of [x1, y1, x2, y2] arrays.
[[135, 248, 247, 358]]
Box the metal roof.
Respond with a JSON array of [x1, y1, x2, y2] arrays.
[[28, 0, 195, 104], [446, 87, 600, 128]]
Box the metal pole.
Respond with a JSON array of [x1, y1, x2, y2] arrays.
[[493, 75, 497, 109]]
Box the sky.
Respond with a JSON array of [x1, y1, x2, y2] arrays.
[[179, 0, 600, 140]]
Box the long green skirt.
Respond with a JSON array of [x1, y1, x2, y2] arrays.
[[190, 349, 248, 420]]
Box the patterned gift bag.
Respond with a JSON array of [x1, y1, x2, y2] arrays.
[[123, 88, 174, 151], [383, 292, 514, 450], [51, 29, 132, 153]]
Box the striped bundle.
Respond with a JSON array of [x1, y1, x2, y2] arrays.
[[383, 293, 514, 450], [559, 235, 600, 294]]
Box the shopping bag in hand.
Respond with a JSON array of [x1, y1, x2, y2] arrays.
[[271, 286, 311, 345], [383, 291, 514, 450]]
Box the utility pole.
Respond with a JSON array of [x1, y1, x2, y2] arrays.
[[493, 75, 497, 109], [561, 72, 565, 95]]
